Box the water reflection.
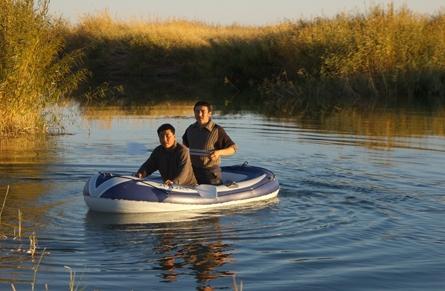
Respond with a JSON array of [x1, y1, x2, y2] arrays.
[[153, 217, 233, 289], [255, 108, 445, 151], [80, 102, 195, 130], [0, 135, 60, 287], [81, 104, 445, 141], [310, 108, 445, 136], [1, 103, 445, 290], [0, 135, 58, 237], [85, 211, 235, 290]]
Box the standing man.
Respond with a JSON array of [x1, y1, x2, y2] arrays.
[[136, 123, 197, 186], [182, 101, 237, 185]]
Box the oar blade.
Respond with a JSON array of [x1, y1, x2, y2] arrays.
[[195, 184, 218, 198]]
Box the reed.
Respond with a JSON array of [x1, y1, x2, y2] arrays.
[[232, 274, 243, 291], [28, 231, 37, 257], [31, 247, 46, 291], [0, 0, 86, 136], [65, 11, 271, 103], [0, 185, 9, 225], [258, 4, 445, 116], [17, 209, 22, 239], [65, 5, 445, 115], [64, 266, 78, 291]]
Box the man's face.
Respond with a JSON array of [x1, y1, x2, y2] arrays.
[[194, 105, 212, 126], [158, 129, 176, 149]]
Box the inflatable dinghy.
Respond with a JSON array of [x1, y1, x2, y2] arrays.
[[83, 164, 279, 213]]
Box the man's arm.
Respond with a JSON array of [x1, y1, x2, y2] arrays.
[[171, 147, 194, 185], [210, 126, 237, 161], [210, 144, 236, 160], [135, 148, 159, 178]]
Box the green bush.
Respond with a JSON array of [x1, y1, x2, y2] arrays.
[[0, 0, 85, 136]]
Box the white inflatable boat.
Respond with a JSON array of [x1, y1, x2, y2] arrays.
[[83, 164, 279, 213]]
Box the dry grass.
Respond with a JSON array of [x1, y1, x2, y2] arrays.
[[0, 185, 9, 225], [0, 0, 86, 136], [258, 4, 445, 115], [64, 5, 445, 115], [2, 2, 444, 132]]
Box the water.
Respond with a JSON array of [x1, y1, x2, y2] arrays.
[[1, 104, 445, 290]]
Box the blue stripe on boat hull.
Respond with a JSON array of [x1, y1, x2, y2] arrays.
[[84, 165, 279, 210]]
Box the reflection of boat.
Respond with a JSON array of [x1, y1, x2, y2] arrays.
[[86, 198, 279, 224], [86, 210, 209, 224], [83, 164, 279, 213]]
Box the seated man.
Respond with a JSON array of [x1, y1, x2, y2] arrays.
[[182, 101, 237, 185], [136, 123, 197, 186]]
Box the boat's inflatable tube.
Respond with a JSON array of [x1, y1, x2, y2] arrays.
[[83, 164, 279, 213]]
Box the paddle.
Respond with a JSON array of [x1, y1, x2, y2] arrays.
[[111, 174, 218, 198], [194, 184, 218, 198]]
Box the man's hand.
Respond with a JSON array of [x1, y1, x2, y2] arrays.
[[135, 172, 143, 179], [209, 145, 236, 161], [164, 180, 174, 187], [209, 150, 220, 161]]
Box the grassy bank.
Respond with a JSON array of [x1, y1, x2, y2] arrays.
[[65, 12, 271, 104], [259, 5, 445, 116], [2, 3, 445, 135], [65, 5, 445, 115], [0, 0, 85, 136]]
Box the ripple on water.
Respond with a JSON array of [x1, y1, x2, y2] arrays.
[[2, 108, 445, 290]]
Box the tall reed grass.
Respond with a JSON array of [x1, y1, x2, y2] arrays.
[[0, 0, 85, 136], [261, 5, 445, 116], [65, 5, 445, 115], [65, 11, 269, 103]]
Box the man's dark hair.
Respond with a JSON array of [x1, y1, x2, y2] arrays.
[[193, 100, 213, 112], [157, 123, 175, 135]]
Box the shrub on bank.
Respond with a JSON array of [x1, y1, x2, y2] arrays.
[[3, 3, 441, 121], [259, 5, 445, 115], [66, 5, 445, 114], [0, 0, 85, 136]]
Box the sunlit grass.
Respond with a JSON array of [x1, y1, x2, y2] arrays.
[[2, 2, 445, 133], [65, 5, 445, 115], [258, 4, 445, 115], [0, 0, 86, 136]]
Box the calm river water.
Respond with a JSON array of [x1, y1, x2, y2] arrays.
[[1, 103, 444, 290]]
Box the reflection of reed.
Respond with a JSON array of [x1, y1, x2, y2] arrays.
[[0, 136, 55, 282], [0, 135, 56, 251], [0, 184, 52, 235], [318, 109, 445, 137], [0, 132, 58, 236], [0, 132, 57, 285], [81, 103, 195, 119], [0, 136, 55, 163], [80, 103, 196, 130], [298, 109, 445, 150], [0, 186, 49, 287]]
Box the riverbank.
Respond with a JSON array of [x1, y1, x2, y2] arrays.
[[2, 2, 445, 136], [65, 5, 445, 115]]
